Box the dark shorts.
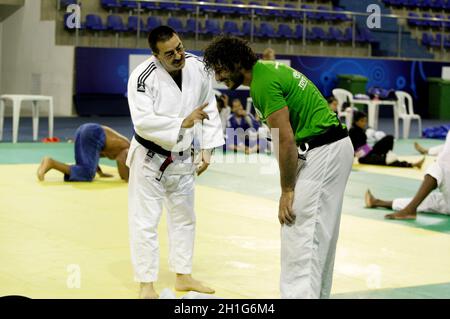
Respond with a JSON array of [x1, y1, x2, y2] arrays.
[[64, 123, 106, 182]]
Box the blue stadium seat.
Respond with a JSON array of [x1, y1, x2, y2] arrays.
[[249, 1, 264, 16], [334, 7, 351, 22], [243, 21, 260, 37], [205, 19, 222, 36], [408, 12, 423, 27], [266, 2, 283, 17], [232, 1, 250, 15], [259, 22, 276, 38], [179, 1, 196, 13], [421, 32, 439, 46], [431, 0, 446, 9], [445, 0, 450, 10], [85, 14, 107, 31], [167, 17, 184, 34], [101, 0, 120, 10], [344, 27, 365, 43], [146, 16, 162, 32], [127, 16, 144, 32], [445, 34, 450, 48], [120, 1, 138, 10], [159, 1, 179, 11], [422, 13, 440, 28], [107, 15, 127, 32], [358, 28, 376, 43], [328, 27, 348, 42], [309, 27, 329, 41], [435, 33, 444, 46], [403, 0, 420, 8], [216, 0, 235, 14], [317, 6, 334, 21], [446, 15, 450, 30], [141, 1, 158, 10], [435, 14, 447, 28], [295, 24, 304, 40], [301, 4, 316, 20], [284, 4, 302, 19], [417, 0, 433, 9], [223, 21, 244, 36], [277, 23, 295, 39], [185, 18, 205, 35]]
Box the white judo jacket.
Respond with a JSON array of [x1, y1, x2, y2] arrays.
[[126, 53, 224, 167]]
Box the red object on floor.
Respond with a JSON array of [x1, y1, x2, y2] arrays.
[[42, 137, 60, 143]]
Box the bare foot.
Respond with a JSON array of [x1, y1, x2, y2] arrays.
[[413, 156, 426, 169], [414, 142, 428, 155], [385, 210, 417, 220], [365, 189, 376, 208], [37, 157, 53, 181], [139, 282, 159, 299], [175, 274, 215, 294]]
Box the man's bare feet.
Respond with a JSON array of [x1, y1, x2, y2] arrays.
[[413, 156, 426, 169], [139, 282, 159, 299], [37, 157, 53, 181], [385, 210, 417, 220], [414, 142, 428, 155], [175, 274, 215, 294], [365, 189, 376, 208]]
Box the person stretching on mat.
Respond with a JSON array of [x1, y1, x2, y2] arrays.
[[37, 123, 130, 182], [349, 111, 424, 168], [365, 131, 450, 220]]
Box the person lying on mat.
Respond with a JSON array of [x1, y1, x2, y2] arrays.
[[349, 111, 424, 168], [37, 123, 130, 182], [365, 131, 450, 220]]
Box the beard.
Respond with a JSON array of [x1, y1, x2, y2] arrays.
[[229, 71, 244, 90]]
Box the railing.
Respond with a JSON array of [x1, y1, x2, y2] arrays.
[[63, 0, 450, 59]]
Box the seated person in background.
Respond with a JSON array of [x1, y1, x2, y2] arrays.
[[37, 123, 130, 182], [327, 96, 339, 113], [262, 47, 276, 61], [349, 111, 424, 168], [414, 142, 444, 156], [226, 98, 260, 154], [216, 93, 231, 134], [365, 132, 450, 220]]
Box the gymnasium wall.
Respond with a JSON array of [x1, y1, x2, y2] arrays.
[[1, 0, 74, 116], [75, 47, 450, 118]]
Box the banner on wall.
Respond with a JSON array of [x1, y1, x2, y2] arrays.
[[76, 47, 450, 117]]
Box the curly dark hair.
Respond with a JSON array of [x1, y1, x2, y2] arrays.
[[203, 36, 258, 73]]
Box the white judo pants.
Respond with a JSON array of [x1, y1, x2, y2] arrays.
[[128, 144, 196, 283], [280, 137, 354, 299], [392, 162, 450, 216]]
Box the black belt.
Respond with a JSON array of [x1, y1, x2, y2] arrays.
[[297, 124, 348, 155], [134, 133, 191, 182], [135, 133, 187, 157]]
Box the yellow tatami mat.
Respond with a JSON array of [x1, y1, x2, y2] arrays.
[[1, 164, 450, 298]]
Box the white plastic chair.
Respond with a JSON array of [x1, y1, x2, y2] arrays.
[[332, 88, 354, 129], [395, 91, 422, 139]]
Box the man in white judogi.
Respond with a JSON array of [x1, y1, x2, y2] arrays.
[[366, 132, 450, 219], [127, 26, 224, 299]]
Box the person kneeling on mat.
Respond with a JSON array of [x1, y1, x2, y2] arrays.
[[37, 123, 130, 182]]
